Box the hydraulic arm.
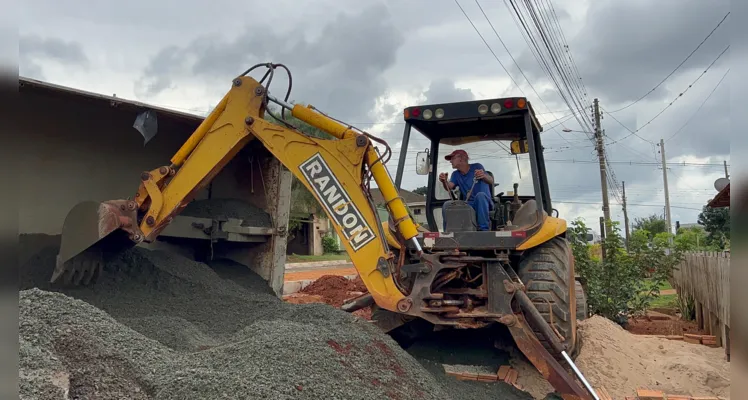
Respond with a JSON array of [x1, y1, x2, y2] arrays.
[[53, 63, 421, 312]]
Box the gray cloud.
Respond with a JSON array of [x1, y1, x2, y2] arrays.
[[135, 3, 402, 123], [18, 0, 729, 228], [19, 35, 89, 79]]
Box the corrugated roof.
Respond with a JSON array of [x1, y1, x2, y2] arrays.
[[18, 76, 206, 125], [707, 183, 730, 208]]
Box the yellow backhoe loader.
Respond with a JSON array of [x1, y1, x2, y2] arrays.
[[52, 63, 597, 400]]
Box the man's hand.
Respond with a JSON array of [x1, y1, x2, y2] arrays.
[[439, 172, 449, 183], [475, 169, 493, 184]]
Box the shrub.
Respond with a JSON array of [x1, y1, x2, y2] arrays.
[[322, 235, 339, 254], [569, 218, 683, 325]]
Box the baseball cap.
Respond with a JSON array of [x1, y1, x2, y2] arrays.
[[444, 149, 468, 160]]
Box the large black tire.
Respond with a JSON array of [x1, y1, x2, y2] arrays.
[[517, 236, 578, 359], [575, 280, 588, 322]]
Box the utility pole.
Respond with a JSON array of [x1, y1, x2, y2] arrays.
[[724, 160, 729, 179], [622, 181, 630, 248], [659, 138, 672, 234], [593, 98, 611, 236]]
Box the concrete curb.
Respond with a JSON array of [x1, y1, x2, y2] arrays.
[[282, 274, 358, 295], [285, 259, 351, 269]]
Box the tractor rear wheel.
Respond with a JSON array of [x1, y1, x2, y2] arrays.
[[517, 236, 578, 359], [575, 280, 588, 322]]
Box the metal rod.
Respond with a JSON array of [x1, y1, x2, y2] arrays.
[[561, 350, 600, 400], [267, 93, 294, 110], [341, 293, 374, 312], [394, 123, 411, 190], [515, 289, 565, 354], [410, 237, 423, 253]]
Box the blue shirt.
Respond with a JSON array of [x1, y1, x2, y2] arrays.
[[450, 163, 491, 201]]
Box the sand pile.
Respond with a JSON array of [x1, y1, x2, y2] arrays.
[[18, 234, 451, 400], [573, 316, 730, 399]]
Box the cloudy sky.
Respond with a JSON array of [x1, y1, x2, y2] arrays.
[[18, 0, 734, 235]]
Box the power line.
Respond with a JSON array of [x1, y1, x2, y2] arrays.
[[607, 12, 730, 114], [665, 68, 730, 143], [470, 0, 574, 145], [606, 46, 730, 146], [554, 200, 704, 211], [453, 0, 526, 97], [503, 0, 596, 137]]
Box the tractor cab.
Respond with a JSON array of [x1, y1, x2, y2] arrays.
[[393, 97, 563, 252]]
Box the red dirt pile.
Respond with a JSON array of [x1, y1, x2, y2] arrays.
[[284, 275, 373, 320], [300, 275, 367, 307]]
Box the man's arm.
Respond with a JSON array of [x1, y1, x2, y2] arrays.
[[474, 164, 494, 185], [439, 172, 456, 189]]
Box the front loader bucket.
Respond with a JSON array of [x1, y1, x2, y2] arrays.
[[52, 200, 143, 285]]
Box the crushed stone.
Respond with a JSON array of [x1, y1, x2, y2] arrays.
[[181, 198, 272, 227], [18, 233, 452, 400]]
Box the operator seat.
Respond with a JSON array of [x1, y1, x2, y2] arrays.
[[442, 171, 495, 232], [510, 199, 548, 229]]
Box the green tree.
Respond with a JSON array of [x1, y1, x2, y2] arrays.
[[632, 214, 668, 239], [263, 105, 333, 231], [697, 205, 730, 249], [674, 226, 715, 251], [570, 218, 683, 325], [412, 186, 428, 196]]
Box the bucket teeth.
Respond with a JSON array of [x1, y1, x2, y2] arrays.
[[53, 251, 104, 285], [52, 200, 141, 286]]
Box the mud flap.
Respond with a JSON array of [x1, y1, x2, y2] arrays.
[[52, 200, 143, 285], [506, 315, 592, 400], [487, 261, 592, 400]]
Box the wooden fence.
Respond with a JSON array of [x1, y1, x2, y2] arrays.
[[670, 251, 730, 359]]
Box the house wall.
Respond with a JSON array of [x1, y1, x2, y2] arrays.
[[16, 86, 290, 295]]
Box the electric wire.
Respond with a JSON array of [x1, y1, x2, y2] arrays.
[[607, 12, 731, 113]]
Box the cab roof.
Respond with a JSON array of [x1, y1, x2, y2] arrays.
[[402, 97, 543, 146]]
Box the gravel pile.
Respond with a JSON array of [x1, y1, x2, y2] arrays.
[[181, 198, 272, 227], [19, 234, 451, 400]]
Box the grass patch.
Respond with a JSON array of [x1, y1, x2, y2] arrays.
[[642, 278, 672, 292], [649, 293, 677, 309], [286, 254, 351, 263]]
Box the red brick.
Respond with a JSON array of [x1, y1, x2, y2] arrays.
[[684, 336, 701, 344], [497, 365, 511, 380], [666, 395, 692, 400], [636, 388, 665, 400], [690, 397, 719, 400], [503, 369, 518, 385], [596, 387, 613, 400], [476, 373, 497, 381]]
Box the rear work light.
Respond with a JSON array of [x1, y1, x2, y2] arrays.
[[423, 109, 433, 119], [478, 104, 489, 115], [490, 103, 501, 114], [435, 108, 444, 118]]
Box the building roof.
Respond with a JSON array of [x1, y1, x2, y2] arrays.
[[707, 183, 730, 208], [18, 76, 206, 126], [369, 188, 425, 206]]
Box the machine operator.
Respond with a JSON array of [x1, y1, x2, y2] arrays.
[[438, 149, 493, 231]]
